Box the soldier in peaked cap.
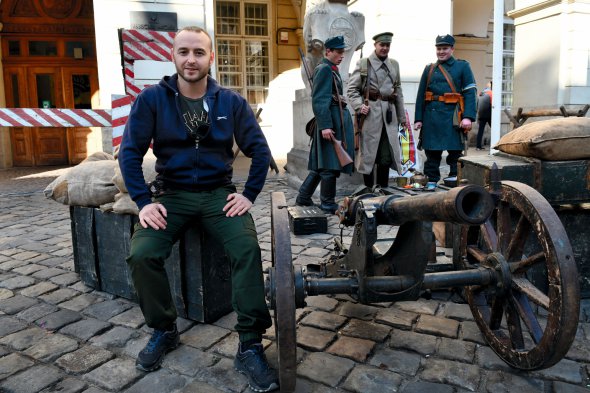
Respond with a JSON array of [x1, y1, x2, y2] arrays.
[[414, 34, 477, 187], [372, 31, 393, 43], [296, 35, 355, 214], [324, 35, 346, 49], [347, 31, 406, 188], [435, 34, 455, 46]]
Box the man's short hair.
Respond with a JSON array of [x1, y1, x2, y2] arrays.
[[175, 26, 213, 50]]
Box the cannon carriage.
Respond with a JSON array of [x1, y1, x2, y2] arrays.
[[265, 171, 580, 392]]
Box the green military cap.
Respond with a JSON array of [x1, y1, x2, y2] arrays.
[[324, 35, 345, 49], [435, 34, 455, 46], [372, 32, 393, 43]]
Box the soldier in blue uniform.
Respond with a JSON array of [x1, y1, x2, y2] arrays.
[[414, 34, 477, 186], [296, 35, 355, 214]]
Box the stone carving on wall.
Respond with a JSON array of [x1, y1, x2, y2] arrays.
[[1, 0, 93, 34], [300, 0, 365, 91]]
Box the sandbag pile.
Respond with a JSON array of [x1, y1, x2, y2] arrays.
[[44, 150, 157, 215], [494, 117, 590, 160], [44, 152, 118, 207], [110, 151, 157, 215]]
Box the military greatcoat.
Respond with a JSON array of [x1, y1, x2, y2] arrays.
[[308, 58, 355, 175], [347, 51, 406, 175], [414, 56, 477, 151]]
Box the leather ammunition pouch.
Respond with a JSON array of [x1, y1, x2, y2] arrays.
[[332, 94, 347, 107], [424, 91, 462, 104], [365, 89, 397, 102]]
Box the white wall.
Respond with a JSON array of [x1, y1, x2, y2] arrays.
[[511, 1, 590, 109], [453, 0, 493, 37], [347, 0, 452, 124], [92, 0, 214, 108]]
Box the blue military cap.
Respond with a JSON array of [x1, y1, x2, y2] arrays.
[[435, 34, 455, 47], [324, 35, 345, 49]]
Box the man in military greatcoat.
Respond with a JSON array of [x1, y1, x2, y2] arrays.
[[347, 32, 406, 188], [295, 35, 355, 214], [414, 34, 477, 187]]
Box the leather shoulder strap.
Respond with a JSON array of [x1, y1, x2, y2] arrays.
[[437, 64, 458, 93], [425, 63, 436, 88], [332, 75, 347, 149]]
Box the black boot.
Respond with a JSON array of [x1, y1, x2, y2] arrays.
[[296, 172, 321, 206], [376, 165, 390, 188], [319, 175, 338, 214], [363, 173, 374, 188]]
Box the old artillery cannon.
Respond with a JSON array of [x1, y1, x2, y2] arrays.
[[266, 176, 580, 392]]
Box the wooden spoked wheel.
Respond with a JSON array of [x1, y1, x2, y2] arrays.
[[456, 181, 579, 370], [268, 192, 297, 392]]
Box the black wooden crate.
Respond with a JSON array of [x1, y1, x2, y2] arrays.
[[459, 154, 590, 297], [94, 210, 138, 301], [459, 152, 590, 204], [70, 206, 99, 289], [70, 206, 232, 322], [182, 225, 233, 322], [287, 206, 327, 235]]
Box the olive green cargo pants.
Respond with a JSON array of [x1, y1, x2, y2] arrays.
[[126, 186, 271, 343]]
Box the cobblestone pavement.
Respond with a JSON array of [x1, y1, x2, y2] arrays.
[[1, 163, 590, 393]]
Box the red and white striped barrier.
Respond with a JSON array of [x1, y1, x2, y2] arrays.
[[124, 59, 142, 98], [0, 108, 111, 128], [0, 30, 175, 150], [122, 29, 176, 97], [122, 29, 175, 51], [111, 95, 134, 147]]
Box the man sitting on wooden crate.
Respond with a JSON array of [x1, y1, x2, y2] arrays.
[[118, 26, 278, 392]]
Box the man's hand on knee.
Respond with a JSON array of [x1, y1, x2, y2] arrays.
[[223, 193, 252, 217], [139, 203, 168, 230]]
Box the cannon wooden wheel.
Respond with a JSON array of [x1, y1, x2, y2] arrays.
[[455, 180, 580, 370], [268, 192, 297, 392]]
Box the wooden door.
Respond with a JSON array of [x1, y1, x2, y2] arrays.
[[27, 67, 68, 166], [5, 67, 34, 166], [63, 67, 99, 164]]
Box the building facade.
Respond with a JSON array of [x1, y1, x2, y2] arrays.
[[0, 0, 587, 168]]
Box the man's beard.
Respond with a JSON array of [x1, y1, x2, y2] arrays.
[[177, 67, 208, 83]]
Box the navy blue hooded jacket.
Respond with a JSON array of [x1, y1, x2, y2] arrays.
[[119, 74, 271, 211]]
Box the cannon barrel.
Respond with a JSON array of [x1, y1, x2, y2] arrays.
[[340, 184, 494, 226]]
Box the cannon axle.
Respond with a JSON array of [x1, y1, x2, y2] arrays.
[[278, 266, 501, 302]]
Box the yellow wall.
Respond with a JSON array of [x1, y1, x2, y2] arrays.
[[275, 0, 301, 75]]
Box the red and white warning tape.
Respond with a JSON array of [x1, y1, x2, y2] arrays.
[[111, 95, 134, 147], [0, 108, 111, 128]]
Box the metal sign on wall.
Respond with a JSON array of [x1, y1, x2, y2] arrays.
[[130, 11, 177, 32]]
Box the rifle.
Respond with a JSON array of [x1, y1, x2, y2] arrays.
[[354, 59, 371, 151], [332, 76, 353, 168], [331, 135, 353, 167], [299, 47, 317, 138], [298, 47, 313, 90]]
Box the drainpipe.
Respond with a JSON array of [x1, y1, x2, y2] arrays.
[[490, 0, 504, 151]]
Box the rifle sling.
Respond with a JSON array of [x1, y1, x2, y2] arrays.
[[332, 75, 348, 150]]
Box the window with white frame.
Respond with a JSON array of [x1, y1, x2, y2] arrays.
[[215, 1, 270, 107], [502, 23, 514, 108]]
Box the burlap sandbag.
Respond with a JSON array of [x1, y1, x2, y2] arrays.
[[112, 192, 140, 215], [494, 117, 590, 160], [81, 151, 114, 163], [113, 150, 157, 193], [44, 160, 119, 206]]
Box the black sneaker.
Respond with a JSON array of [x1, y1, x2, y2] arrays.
[[136, 324, 179, 372], [234, 343, 279, 392]]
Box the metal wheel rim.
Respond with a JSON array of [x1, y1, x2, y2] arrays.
[[458, 181, 580, 370], [270, 192, 297, 391]]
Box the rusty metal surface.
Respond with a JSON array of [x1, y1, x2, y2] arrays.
[[339, 184, 494, 227], [269, 192, 297, 392], [455, 180, 580, 370]]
